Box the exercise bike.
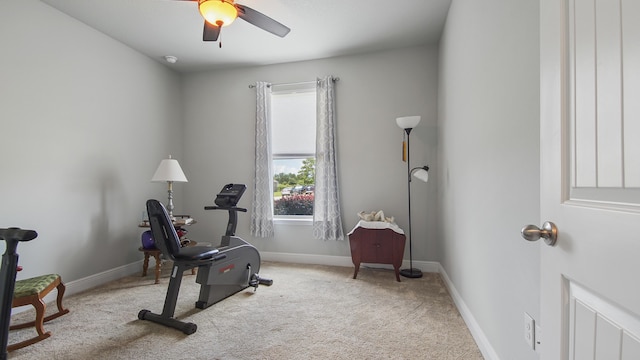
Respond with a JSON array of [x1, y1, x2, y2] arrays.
[[138, 183, 271, 335], [0, 227, 38, 360]]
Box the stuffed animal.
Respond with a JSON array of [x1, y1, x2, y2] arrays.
[[358, 210, 395, 223]]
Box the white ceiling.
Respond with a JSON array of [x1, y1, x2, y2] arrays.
[[40, 0, 452, 73]]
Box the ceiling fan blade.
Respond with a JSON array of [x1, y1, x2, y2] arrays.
[[203, 21, 220, 41], [235, 4, 291, 38]]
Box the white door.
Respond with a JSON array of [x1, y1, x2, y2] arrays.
[[539, 0, 640, 359]]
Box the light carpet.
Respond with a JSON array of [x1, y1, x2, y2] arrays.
[[7, 262, 483, 359]]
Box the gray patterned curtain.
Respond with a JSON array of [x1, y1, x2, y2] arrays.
[[250, 81, 274, 238], [313, 76, 344, 241]]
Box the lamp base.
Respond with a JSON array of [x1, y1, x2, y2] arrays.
[[400, 268, 423, 279]]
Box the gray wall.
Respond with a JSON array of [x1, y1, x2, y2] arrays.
[[181, 46, 440, 263], [0, 0, 183, 281], [438, 0, 540, 359]]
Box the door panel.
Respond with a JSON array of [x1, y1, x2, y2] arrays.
[[569, 281, 640, 359], [593, 0, 623, 189], [570, 0, 639, 199], [622, 0, 640, 187], [540, 0, 640, 358]]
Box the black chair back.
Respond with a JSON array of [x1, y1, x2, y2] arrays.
[[146, 199, 181, 261]]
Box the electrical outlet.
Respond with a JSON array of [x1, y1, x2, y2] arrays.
[[524, 312, 535, 349]]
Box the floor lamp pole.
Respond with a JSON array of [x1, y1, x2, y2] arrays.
[[400, 128, 422, 279]]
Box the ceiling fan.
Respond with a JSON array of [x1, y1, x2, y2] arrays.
[[178, 0, 291, 46]]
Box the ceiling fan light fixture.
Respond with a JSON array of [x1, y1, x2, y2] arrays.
[[198, 0, 238, 27]]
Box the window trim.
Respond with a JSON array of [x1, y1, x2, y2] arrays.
[[273, 215, 313, 225]]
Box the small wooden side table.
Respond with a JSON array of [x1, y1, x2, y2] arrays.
[[348, 227, 406, 282], [138, 241, 197, 284], [138, 216, 196, 284]]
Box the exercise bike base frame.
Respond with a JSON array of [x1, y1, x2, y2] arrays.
[[195, 236, 264, 309]]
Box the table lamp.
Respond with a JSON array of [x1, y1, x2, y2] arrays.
[[151, 155, 188, 218]]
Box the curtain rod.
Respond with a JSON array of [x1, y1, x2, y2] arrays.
[[248, 77, 340, 89]]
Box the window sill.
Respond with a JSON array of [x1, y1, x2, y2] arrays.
[[274, 216, 313, 226]]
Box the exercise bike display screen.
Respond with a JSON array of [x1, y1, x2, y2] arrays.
[[214, 184, 246, 208]]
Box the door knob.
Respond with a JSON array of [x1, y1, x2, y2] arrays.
[[521, 221, 558, 246]]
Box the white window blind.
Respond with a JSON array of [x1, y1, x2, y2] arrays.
[[271, 84, 316, 155]]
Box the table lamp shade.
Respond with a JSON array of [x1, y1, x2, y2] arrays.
[[151, 158, 188, 183]]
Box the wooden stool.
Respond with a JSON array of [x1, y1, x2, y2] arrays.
[[8, 274, 69, 351]]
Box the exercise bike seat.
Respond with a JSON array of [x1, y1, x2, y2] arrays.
[[146, 199, 221, 263]]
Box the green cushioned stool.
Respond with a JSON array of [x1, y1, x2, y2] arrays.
[[8, 274, 69, 352]]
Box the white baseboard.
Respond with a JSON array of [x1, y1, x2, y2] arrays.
[[260, 252, 440, 273], [63, 260, 144, 296], [438, 263, 500, 360], [261, 252, 353, 267]]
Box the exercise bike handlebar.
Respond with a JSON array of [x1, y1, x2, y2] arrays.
[[0, 228, 38, 242], [203, 206, 247, 237], [203, 206, 247, 212], [0, 228, 38, 256]]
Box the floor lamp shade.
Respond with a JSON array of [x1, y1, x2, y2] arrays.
[[396, 116, 421, 129], [411, 167, 429, 183], [151, 156, 188, 217]]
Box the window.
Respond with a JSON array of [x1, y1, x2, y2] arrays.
[[271, 83, 316, 217]]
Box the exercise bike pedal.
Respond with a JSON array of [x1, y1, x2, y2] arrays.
[[249, 274, 273, 290]]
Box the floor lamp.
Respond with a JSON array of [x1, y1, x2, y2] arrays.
[[151, 155, 188, 219], [396, 116, 430, 279]]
